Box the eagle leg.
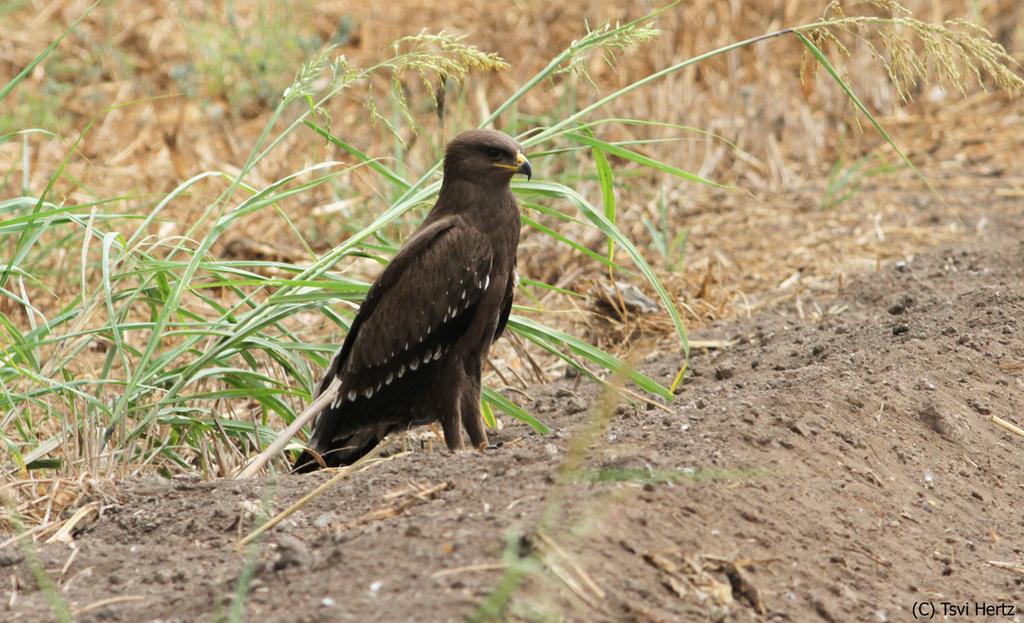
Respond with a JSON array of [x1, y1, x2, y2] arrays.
[[441, 397, 465, 452], [460, 390, 488, 451]]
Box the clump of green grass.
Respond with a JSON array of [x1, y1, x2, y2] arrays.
[[0, 2, 99, 136], [643, 186, 690, 271], [821, 148, 904, 210], [177, 0, 325, 115]]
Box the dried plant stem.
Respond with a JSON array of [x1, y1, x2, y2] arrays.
[[235, 378, 340, 479], [44, 502, 99, 544], [71, 596, 146, 617], [987, 560, 1024, 576], [990, 415, 1024, 440], [237, 444, 384, 548]]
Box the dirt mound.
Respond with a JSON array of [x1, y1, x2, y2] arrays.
[[5, 219, 1024, 622]]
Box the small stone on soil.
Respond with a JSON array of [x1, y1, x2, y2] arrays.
[[888, 295, 914, 315], [272, 534, 313, 571], [919, 403, 956, 437], [966, 398, 991, 415], [0, 550, 24, 567], [715, 363, 735, 380], [314, 511, 341, 529], [565, 398, 587, 414]]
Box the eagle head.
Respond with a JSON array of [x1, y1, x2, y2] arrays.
[[443, 129, 532, 186]]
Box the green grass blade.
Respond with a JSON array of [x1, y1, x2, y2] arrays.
[[517, 180, 688, 358], [794, 31, 940, 201], [589, 137, 617, 263], [305, 121, 410, 190], [0, 1, 100, 102], [482, 387, 550, 434], [520, 216, 625, 273], [509, 315, 671, 400], [565, 130, 728, 189]]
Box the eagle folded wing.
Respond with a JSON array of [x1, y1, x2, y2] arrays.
[[494, 266, 516, 341], [317, 215, 494, 409]]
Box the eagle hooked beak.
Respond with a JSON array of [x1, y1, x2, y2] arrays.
[[515, 151, 532, 180]]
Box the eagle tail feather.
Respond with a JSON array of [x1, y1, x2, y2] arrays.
[[290, 449, 322, 474], [290, 427, 385, 473]]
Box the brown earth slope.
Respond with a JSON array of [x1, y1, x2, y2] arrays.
[[4, 213, 1024, 622]]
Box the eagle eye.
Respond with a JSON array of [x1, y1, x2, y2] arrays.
[[485, 147, 502, 160]]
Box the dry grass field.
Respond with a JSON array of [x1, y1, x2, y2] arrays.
[[2, 1, 1023, 620]]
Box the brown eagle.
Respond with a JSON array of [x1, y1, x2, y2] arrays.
[[292, 130, 531, 472]]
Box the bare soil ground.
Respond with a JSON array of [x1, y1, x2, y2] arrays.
[[3, 180, 1023, 622]]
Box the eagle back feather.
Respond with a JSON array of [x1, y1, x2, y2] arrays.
[[315, 215, 494, 416]]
